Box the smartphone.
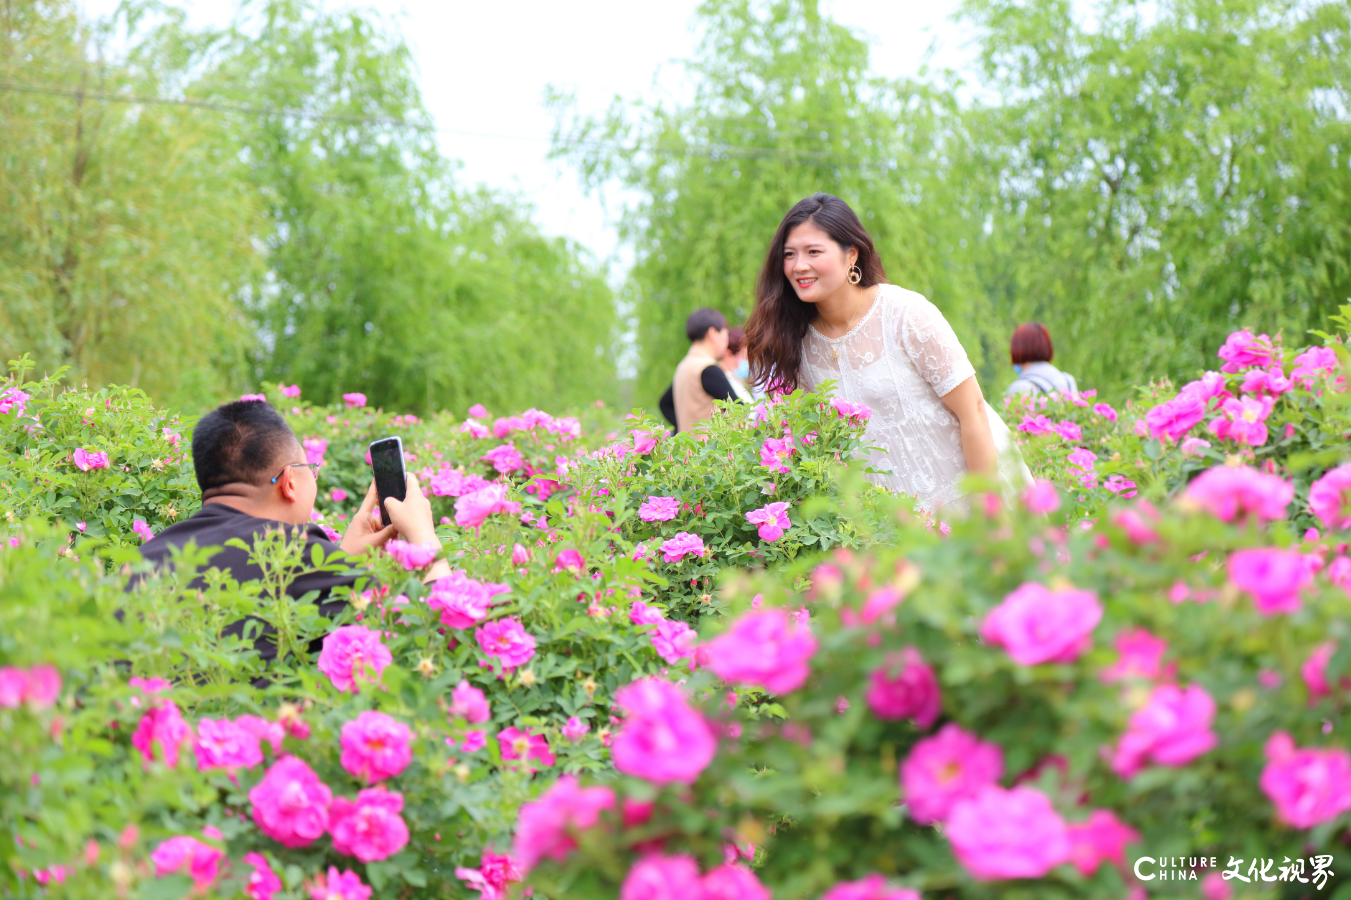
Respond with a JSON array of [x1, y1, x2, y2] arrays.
[[368, 437, 407, 527]]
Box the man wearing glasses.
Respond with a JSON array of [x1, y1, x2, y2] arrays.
[[137, 398, 448, 659]]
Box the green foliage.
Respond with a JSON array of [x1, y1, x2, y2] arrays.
[[553, 0, 1351, 405]]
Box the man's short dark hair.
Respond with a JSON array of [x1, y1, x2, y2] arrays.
[[686, 308, 728, 342], [192, 400, 298, 493]]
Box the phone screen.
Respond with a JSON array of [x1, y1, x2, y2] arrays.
[[369, 437, 407, 527]]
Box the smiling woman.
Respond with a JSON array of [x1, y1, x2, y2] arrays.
[[746, 193, 1031, 513]]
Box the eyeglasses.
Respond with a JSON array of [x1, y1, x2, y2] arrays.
[[271, 462, 321, 484]]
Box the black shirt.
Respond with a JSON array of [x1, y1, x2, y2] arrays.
[[135, 503, 362, 660]]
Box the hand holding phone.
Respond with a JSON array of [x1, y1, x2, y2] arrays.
[[368, 437, 407, 527]]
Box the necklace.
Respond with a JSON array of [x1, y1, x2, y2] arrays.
[[828, 292, 872, 361]]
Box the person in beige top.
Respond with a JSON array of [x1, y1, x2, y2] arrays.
[[664, 307, 739, 434]]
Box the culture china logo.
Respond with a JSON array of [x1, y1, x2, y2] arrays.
[[1133, 854, 1335, 890]]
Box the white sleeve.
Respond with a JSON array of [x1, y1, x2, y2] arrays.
[[896, 294, 977, 398]]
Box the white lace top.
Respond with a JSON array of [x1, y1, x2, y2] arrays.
[[800, 284, 1031, 513]]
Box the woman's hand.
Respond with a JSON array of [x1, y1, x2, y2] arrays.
[[941, 376, 998, 477]]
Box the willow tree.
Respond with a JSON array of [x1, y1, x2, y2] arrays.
[[0, 0, 263, 408]]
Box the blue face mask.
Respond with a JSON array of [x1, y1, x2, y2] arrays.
[[735, 359, 750, 381], [1012, 364, 1023, 375]]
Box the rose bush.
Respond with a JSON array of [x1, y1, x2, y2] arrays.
[[2, 322, 1350, 898]]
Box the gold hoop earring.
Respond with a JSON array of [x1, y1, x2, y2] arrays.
[[848, 264, 862, 286]]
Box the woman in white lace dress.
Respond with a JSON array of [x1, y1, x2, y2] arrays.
[[745, 194, 1030, 513]]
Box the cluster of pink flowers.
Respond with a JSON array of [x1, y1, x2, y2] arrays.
[[427, 570, 510, 629], [759, 436, 796, 475], [1111, 684, 1218, 778], [745, 501, 791, 541], [481, 443, 526, 474], [194, 717, 264, 774], [0, 664, 61, 710], [280, 384, 301, 398], [700, 607, 817, 694], [1217, 329, 1276, 372], [475, 617, 537, 672], [240, 393, 267, 402], [72, 447, 110, 471], [456, 850, 524, 900], [132, 700, 194, 768], [1208, 395, 1275, 446], [302, 437, 327, 466], [1099, 628, 1170, 684], [317, 626, 393, 693], [611, 678, 716, 785], [1291, 346, 1337, 386], [631, 429, 658, 454], [1182, 465, 1292, 522], [310, 867, 371, 900], [1308, 463, 1351, 531], [342, 392, 367, 408], [830, 398, 872, 423], [638, 495, 680, 522], [0, 387, 30, 416], [947, 785, 1071, 880], [340, 711, 412, 782], [980, 582, 1102, 666], [618, 855, 772, 900], [629, 600, 697, 664], [455, 483, 521, 530], [250, 756, 333, 846], [660, 531, 705, 563], [900, 724, 1003, 824]]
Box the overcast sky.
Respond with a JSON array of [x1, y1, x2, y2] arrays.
[[80, 0, 972, 265]]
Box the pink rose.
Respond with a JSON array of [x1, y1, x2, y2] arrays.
[[194, 718, 264, 773], [1259, 731, 1351, 828], [1241, 366, 1293, 395], [1144, 392, 1207, 441], [150, 836, 224, 891], [1092, 402, 1118, 422], [132, 519, 155, 542], [1183, 465, 1292, 522], [639, 496, 680, 522], [499, 726, 555, 773], [427, 571, 509, 629], [1309, 463, 1351, 531], [302, 437, 327, 466], [249, 756, 332, 847], [342, 392, 367, 408], [611, 678, 716, 785], [309, 867, 370, 900], [511, 542, 531, 565], [522, 408, 554, 429], [461, 418, 491, 439], [1301, 641, 1348, 703], [548, 416, 582, 439], [552, 549, 585, 572], [1017, 414, 1055, 435], [651, 619, 697, 664], [475, 617, 537, 672], [1217, 329, 1275, 373], [279, 384, 301, 398], [830, 398, 872, 423], [72, 448, 110, 471], [947, 785, 1070, 880], [1202, 871, 1233, 900], [243, 852, 282, 900], [1292, 346, 1337, 386], [455, 483, 520, 529], [1181, 436, 1212, 457], [455, 851, 523, 900], [1208, 395, 1275, 446], [460, 731, 487, 752], [562, 716, 590, 742], [329, 787, 409, 862], [1228, 547, 1312, 615], [700, 608, 818, 694], [660, 531, 705, 563], [745, 501, 791, 542], [631, 429, 658, 454], [700, 863, 771, 900], [511, 775, 616, 872], [340, 711, 412, 782], [619, 853, 703, 900], [451, 679, 492, 723], [329, 488, 348, 503], [384, 538, 440, 570], [900, 724, 1003, 824], [759, 436, 796, 475], [468, 403, 489, 418], [1111, 684, 1218, 778], [629, 600, 665, 626], [481, 443, 526, 474], [131, 700, 194, 768], [864, 647, 941, 729], [0, 665, 62, 709], [317, 625, 393, 693], [0, 387, 30, 416], [820, 874, 919, 900], [1099, 628, 1169, 684], [1065, 809, 1139, 875], [1055, 420, 1082, 442], [1022, 479, 1060, 514], [980, 582, 1102, 666]]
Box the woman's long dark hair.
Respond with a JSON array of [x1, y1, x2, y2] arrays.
[[745, 194, 886, 392]]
